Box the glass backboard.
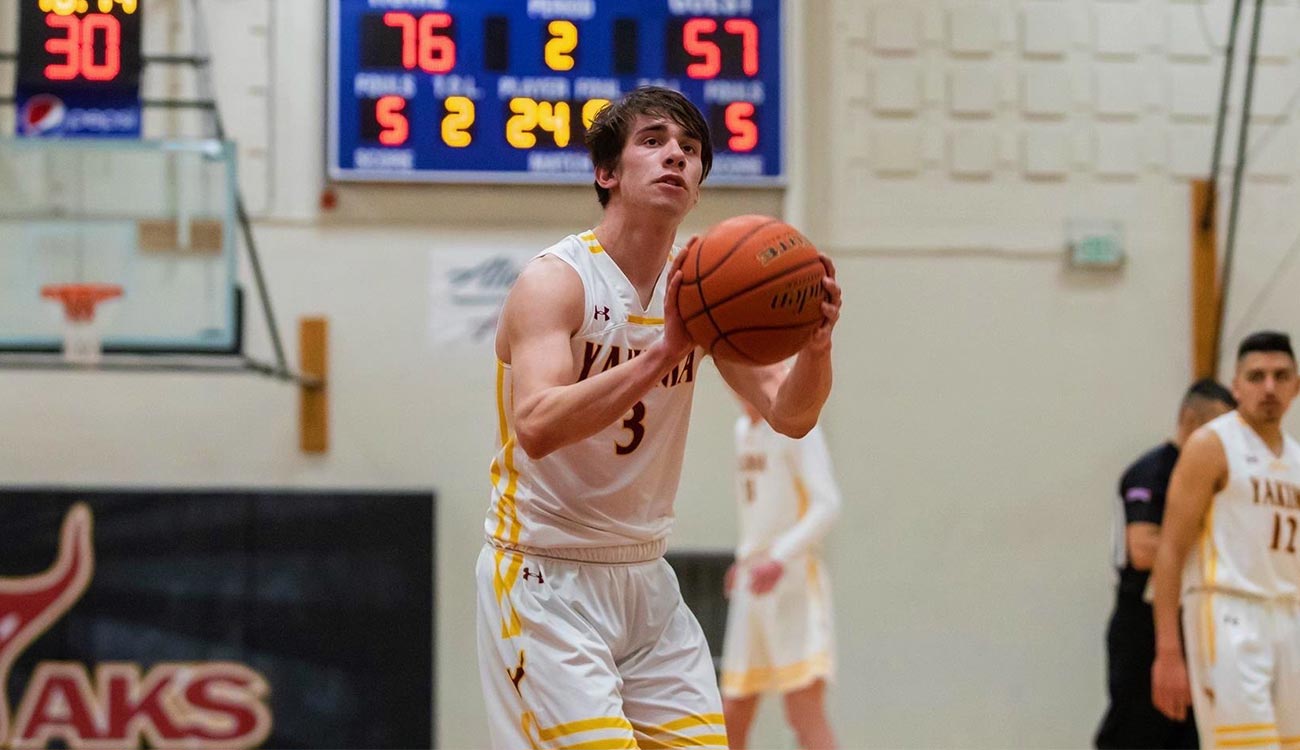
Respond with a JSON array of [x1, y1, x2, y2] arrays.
[[0, 137, 240, 355]]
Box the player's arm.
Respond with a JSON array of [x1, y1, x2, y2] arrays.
[[1150, 428, 1225, 720], [503, 255, 694, 459], [769, 427, 842, 563], [747, 427, 843, 594], [714, 256, 842, 438]]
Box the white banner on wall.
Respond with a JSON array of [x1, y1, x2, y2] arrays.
[[430, 247, 535, 346]]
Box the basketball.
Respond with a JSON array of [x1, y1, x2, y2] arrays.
[[676, 215, 827, 365]]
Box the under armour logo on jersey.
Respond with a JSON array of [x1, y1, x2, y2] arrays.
[[522, 567, 544, 584], [594, 305, 610, 321]]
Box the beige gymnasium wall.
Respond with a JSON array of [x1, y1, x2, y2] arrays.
[[3, 0, 1300, 747]]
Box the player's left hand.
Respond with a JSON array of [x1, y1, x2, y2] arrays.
[[805, 254, 841, 354], [748, 557, 784, 595]]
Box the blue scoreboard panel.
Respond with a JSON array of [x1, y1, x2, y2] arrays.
[[327, 0, 783, 185]]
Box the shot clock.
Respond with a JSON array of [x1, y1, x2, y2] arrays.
[[328, 0, 783, 185], [14, 0, 144, 138]]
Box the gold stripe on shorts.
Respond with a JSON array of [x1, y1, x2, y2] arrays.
[[721, 651, 832, 695], [1213, 724, 1282, 749], [556, 739, 639, 750], [539, 717, 634, 741], [1216, 736, 1282, 748], [633, 713, 728, 749], [1217, 724, 1280, 736]]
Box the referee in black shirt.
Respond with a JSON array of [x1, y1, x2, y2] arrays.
[[1095, 379, 1236, 750]]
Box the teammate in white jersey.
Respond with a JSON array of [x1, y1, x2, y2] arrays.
[[1151, 331, 1300, 748], [476, 86, 842, 750], [721, 393, 840, 750]]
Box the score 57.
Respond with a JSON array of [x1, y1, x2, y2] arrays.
[[677, 17, 759, 79]]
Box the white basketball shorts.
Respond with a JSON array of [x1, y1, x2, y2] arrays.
[[719, 555, 834, 698], [475, 544, 728, 749], [1182, 592, 1300, 749]]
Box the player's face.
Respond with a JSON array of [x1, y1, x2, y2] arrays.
[[602, 114, 703, 217], [1233, 351, 1300, 424]]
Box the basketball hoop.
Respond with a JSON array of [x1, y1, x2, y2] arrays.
[[40, 284, 123, 365]]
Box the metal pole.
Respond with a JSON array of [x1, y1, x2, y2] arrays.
[[1216, 0, 1266, 374], [190, 0, 291, 378], [1203, 0, 1246, 229]]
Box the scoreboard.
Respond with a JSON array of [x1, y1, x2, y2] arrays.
[[327, 0, 783, 185], [14, 0, 143, 137]]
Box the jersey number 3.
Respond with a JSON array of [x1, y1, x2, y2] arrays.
[[615, 401, 646, 455]]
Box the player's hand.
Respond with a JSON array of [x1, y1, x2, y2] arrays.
[[805, 254, 841, 354], [748, 557, 784, 595], [1151, 650, 1192, 721], [724, 563, 737, 598], [662, 240, 697, 361]]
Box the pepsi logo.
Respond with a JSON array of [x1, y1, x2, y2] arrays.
[[19, 94, 66, 136]]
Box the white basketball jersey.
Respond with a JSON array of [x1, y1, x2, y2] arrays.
[[734, 418, 841, 563], [1183, 411, 1300, 600], [485, 231, 699, 552]]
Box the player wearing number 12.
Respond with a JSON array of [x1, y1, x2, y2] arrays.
[[475, 86, 841, 749], [1150, 331, 1300, 747]]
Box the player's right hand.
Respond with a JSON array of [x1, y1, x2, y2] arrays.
[[1151, 650, 1192, 721], [748, 557, 784, 595]]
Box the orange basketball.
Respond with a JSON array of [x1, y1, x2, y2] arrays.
[[676, 215, 827, 365]]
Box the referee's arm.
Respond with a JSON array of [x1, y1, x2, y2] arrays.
[[1118, 460, 1166, 570], [1126, 523, 1160, 571]]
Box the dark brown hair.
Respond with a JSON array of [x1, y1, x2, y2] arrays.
[[585, 86, 713, 207]]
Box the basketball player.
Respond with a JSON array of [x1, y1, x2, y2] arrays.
[[720, 392, 840, 750], [475, 86, 842, 750], [1150, 331, 1300, 748], [1095, 379, 1235, 750]]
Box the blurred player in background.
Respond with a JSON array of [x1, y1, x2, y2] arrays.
[[1095, 379, 1235, 749], [1151, 331, 1300, 748], [720, 390, 840, 750]]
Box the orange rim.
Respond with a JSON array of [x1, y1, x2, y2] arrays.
[[40, 284, 123, 322]]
